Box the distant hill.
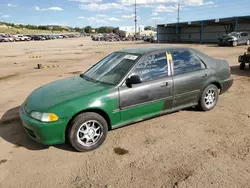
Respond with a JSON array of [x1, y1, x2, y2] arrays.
[[0, 22, 80, 34]]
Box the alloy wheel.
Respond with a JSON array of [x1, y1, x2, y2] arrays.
[[204, 89, 216, 109], [77, 120, 103, 147]]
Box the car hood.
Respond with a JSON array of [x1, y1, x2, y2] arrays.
[[220, 35, 235, 40], [24, 75, 111, 113]]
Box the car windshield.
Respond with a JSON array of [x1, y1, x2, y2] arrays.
[[82, 52, 140, 85], [228, 32, 239, 37]]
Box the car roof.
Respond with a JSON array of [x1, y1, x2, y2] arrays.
[[118, 46, 190, 55]]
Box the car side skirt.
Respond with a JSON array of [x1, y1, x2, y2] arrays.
[[111, 102, 198, 130]]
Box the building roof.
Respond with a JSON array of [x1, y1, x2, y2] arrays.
[[158, 15, 250, 28]]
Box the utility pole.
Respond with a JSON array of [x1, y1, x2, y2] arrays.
[[176, 3, 180, 41], [177, 3, 180, 23], [134, 0, 137, 38]]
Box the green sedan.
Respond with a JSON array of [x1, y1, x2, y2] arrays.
[[19, 46, 233, 152]]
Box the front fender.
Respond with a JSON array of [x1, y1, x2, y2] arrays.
[[51, 88, 120, 126]]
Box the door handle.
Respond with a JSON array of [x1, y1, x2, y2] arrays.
[[201, 73, 207, 78], [160, 82, 169, 87]]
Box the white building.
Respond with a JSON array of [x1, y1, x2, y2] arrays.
[[114, 25, 156, 37]]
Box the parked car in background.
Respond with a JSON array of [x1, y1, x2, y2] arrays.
[[38, 35, 50, 40], [19, 46, 233, 152], [150, 36, 158, 43], [30, 35, 46, 41], [55, 35, 63, 39], [14, 35, 31, 41], [92, 34, 104, 41], [49, 35, 57, 39], [0, 35, 9, 42], [6, 34, 20, 42], [143, 36, 152, 42], [3, 34, 14, 42], [0, 36, 5, 42], [218, 32, 250, 47]]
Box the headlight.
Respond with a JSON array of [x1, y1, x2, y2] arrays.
[[228, 37, 237, 41], [30, 111, 59, 122]]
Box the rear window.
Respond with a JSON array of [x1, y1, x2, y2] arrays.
[[169, 50, 205, 75]]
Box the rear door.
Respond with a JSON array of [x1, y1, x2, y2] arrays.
[[168, 49, 208, 108], [119, 51, 173, 122]]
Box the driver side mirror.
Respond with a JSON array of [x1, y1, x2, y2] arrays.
[[126, 75, 142, 86]]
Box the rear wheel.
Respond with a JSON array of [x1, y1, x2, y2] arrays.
[[240, 62, 245, 70], [67, 112, 108, 152], [198, 84, 219, 111]]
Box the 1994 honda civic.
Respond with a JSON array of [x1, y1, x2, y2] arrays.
[[19, 46, 233, 152]]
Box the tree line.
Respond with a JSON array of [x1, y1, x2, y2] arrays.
[[0, 22, 155, 33]]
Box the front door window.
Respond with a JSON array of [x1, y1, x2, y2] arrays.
[[131, 52, 169, 82]]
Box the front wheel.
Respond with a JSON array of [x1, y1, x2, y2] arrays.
[[198, 84, 219, 111], [232, 41, 238, 47], [67, 112, 108, 152]]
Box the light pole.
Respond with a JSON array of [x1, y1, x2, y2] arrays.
[[134, 0, 137, 38]]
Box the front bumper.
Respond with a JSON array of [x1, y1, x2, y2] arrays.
[[19, 105, 68, 145], [221, 78, 233, 94], [218, 39, 234, 46]]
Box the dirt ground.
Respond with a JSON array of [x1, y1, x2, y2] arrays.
[[0, 37, 250, 188]]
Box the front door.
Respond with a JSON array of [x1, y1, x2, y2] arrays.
[[238, 33, 246, 44], [168, 49, 208, 108], [119, 51, 173, 123]]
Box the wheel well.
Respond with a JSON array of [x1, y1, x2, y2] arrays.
[[210, 82, 221, 94], [65, 109, 112, 139]]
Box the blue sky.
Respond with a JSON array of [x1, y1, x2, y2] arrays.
[[0, 0, 249, 27]]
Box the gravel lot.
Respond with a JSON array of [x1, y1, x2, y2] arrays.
[[0, 37, 250, 188]]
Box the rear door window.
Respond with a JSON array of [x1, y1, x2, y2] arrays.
[[169, 49, 205, 75]]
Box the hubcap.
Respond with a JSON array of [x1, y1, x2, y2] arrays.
[[77, 120, 103, 147], [204, 89, 216, 108]]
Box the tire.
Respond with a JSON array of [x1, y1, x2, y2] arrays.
[[232, 41, 238, 47], [240, 62, 245, 70], [67, 112, 108, 152], [198, 84, 219, 111], [246, 40, 250, 46]]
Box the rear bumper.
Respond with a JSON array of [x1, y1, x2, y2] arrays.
[[221, 78, 233, 94], [19, 105, 68, 145]]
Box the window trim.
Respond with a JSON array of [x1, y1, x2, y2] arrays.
[[168, 49, 207, 76]]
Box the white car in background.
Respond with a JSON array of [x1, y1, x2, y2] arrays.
[[14, 35, 31, 41], [0, 34, 10, 42], [4, 34, 14, 42]]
